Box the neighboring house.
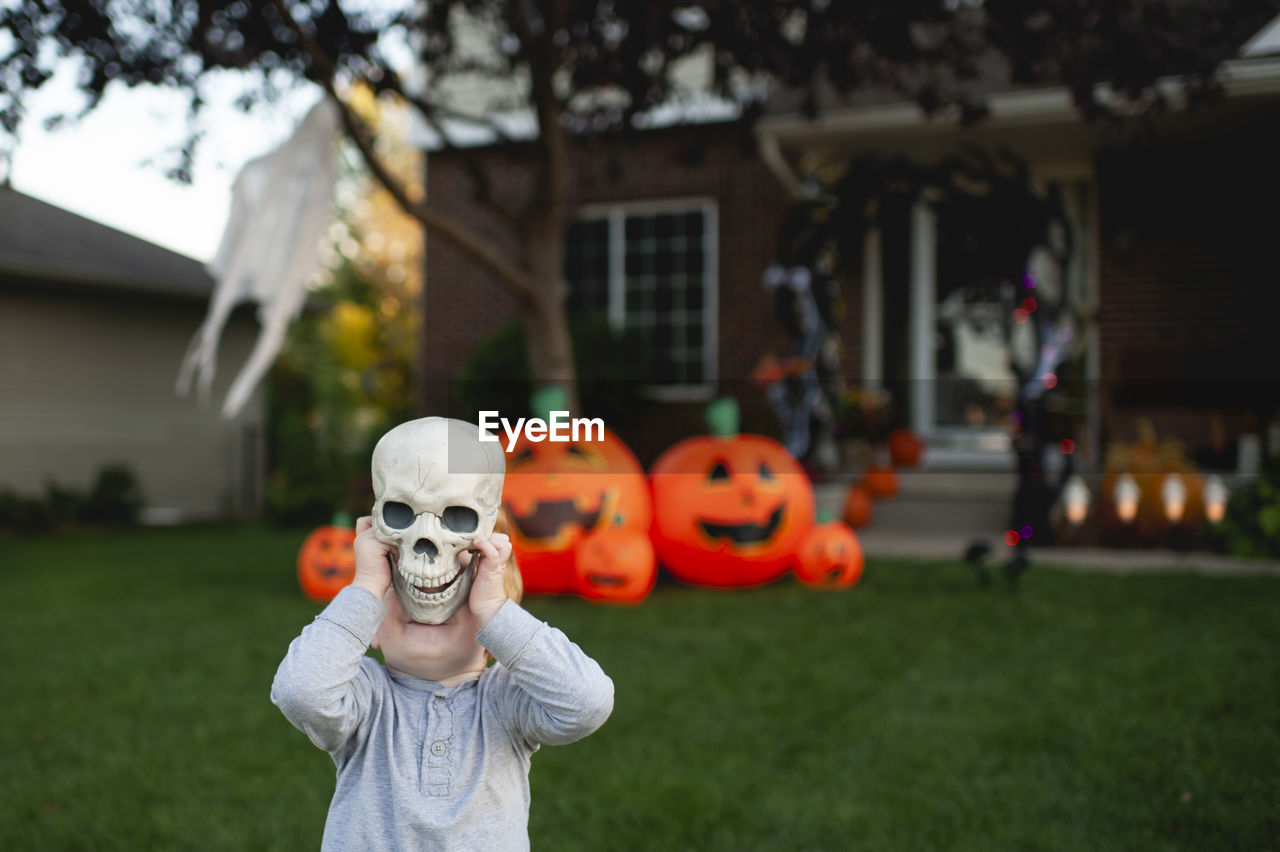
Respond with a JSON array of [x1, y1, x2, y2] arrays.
[[422, 18, 1280, 489], [0, 187, 265, 522]]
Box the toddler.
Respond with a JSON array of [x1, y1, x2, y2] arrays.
[[272, 514, 613, 850]]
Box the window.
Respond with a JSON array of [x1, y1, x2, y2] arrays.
[[564, 200, 717, 396]]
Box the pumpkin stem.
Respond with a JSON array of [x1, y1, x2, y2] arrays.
[[332, 510, 353, 528], [816, 508, 834, 524], [705, 397, 740, 437], [530, 385, 569, 421]]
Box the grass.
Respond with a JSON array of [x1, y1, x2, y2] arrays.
[[1, 526, 1278, 851]]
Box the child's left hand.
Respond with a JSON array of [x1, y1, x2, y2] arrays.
[[468, 532, 512, 629]]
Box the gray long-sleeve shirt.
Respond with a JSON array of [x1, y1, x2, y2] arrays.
[[271, 586, 613, 851]]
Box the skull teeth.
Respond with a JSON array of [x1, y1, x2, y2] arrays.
[[399, 563, 467, 604]]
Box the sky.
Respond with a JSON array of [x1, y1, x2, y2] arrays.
[[8, 65, 324, 264]]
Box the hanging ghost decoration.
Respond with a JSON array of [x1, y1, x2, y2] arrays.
[[176, 96, 340, 418], [370, 418, 506, 624]]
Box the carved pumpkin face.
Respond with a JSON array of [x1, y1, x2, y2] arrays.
[[650, 434, 815, 587], [795, 521, 864, 588], [297, 525, 357, 603], [502, 428, 651, 594], [574, 527, 657, 603]]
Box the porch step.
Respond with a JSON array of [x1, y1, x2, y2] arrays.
[[814, 471, 1016, 538]]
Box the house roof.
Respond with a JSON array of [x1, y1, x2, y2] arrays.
[[1243, 14, 1280, 56], [0, 185, 214, 298]]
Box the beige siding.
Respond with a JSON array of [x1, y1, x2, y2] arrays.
[[0, 285, 266, 520]]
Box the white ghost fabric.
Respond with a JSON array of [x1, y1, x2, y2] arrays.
[[177, 96, 341, 418]]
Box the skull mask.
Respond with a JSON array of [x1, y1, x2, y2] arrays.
[[370, 417, 505, 624]]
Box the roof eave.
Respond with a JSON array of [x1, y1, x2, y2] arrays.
[[757, 57, 1280, 150]]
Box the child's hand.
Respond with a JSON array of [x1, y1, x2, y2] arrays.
[[468, 532, 512, 629], [352, 515, 395, 600]]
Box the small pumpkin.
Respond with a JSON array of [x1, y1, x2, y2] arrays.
[[843, 484, 874, 529], [574, 527, 657, 603], [887, 428, 924, 468], [297, 524, 357, 603], [794, 521, 864, 588], [650, 398, 815, 587], [503, 425, 651, 595], [862, 464, 899, 499]]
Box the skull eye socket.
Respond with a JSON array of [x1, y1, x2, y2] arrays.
[[382, 501, 416, 529], [442, 505, 479, 533]]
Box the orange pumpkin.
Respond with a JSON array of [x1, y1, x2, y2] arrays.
[[887, 428, 924, 468], [843, 484, 874, 528], [795, 521, 864, 588], [574, 527, 657, 603], [297, 525, 357, 603], [502, 427, 651, 594], [650, 433, 815, 587], [862, 464, 899, 499]]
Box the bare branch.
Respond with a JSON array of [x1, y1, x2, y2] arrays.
[[266, 0, 536, 302]]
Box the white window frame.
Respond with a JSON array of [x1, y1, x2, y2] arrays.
[[571, 197, 719, 400]]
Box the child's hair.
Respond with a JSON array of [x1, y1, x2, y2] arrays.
[[494, 507, 524, 604], [484, 508, 522, 665]]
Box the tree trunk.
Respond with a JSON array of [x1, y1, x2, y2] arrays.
[[522, 203, 580, 413], [272, 0, 583, 417]]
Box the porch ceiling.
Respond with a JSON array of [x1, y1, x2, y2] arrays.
[[757, 58, 1280, 169]]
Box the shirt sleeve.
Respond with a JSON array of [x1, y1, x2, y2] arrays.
[[270, 585, 385, 753], [477, 600, 615, 748]]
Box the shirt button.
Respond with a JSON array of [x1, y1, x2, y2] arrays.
[[430, 741, 447, 757]]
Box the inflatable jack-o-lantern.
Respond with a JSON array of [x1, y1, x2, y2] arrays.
[[650, 398, 815, 587], [297, 523, 357, 603], [501, 396, 652, 594], [795, 520, 864, 588], [574, 527, 657, 603]]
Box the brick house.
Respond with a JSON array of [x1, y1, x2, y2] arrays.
[[422, 21, 1280, 496], [0, 188, 265, 522], [423, 124, 796, 463]]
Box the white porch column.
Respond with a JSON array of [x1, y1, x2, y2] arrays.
[[909, 200, 936, 436]]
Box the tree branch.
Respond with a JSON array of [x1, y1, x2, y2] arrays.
[[266, 0, 536, 303]]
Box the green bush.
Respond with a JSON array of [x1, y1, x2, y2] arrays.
[[0, 489, 54, 533], [80, 464, 144, 526], [0, 464, 142, 533], [1217, 458, 1280, 558], [457, 312, 653, 428]]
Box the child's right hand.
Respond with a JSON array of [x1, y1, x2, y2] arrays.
[[352, 515, 395, 599]]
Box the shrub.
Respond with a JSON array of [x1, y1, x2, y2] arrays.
[[457, 312, 653, 428], [1215, 458, 1280, 559], [0, 464, 143, 533]]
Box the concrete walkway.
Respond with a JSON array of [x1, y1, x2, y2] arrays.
[[856, 529, 1280, 577]]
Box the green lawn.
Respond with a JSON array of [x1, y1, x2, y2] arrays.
[[2, 525, 1277, 851]]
